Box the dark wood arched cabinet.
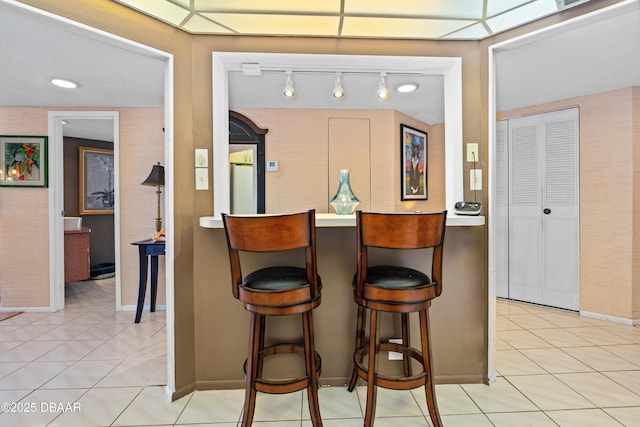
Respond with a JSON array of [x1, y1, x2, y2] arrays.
[[229, 111, 267, 214]]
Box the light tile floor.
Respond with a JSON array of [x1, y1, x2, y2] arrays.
[[1, 280, 639, 426]]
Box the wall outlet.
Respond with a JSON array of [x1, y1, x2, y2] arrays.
[[470, 169, 482, 191], [467, 143, 479, 163], [195, 167, 209, 190]]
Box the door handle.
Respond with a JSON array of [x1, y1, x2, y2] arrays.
[[543, 208, 551, 215]]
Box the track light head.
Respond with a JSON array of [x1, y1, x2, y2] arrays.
[[376, 72, 390, 100], [333, 72, 345, 99], [283, 71, 295, 98]]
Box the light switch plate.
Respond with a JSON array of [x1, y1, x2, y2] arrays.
[[195, 149, 208, 168], [195, 168, 208, 190]]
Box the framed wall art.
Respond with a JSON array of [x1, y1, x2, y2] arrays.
[[401, 124, 428, 200], [0, 135, 48, 187], [79, 146, 114, 215]]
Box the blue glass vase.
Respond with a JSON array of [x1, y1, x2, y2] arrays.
[[330, 169, 360, 215]]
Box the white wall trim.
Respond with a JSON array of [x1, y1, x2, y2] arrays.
[[580, 311, 639, 326], [48, 110, 120, 313], [121, 304, 167, 311], [210, 52, 463, 219], [0, 307, 56, 313], [162, 54, 176, 400]]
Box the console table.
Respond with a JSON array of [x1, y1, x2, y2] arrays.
[[131, 239, 165, 323]]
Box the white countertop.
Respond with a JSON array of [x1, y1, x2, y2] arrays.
[[199, 212, 484, 229]]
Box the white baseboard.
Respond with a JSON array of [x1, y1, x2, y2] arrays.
[[1, 305, 167, 313], [120, 304, 167, 312], [0, 307, 55, 313], [580, 310, 639, 326]]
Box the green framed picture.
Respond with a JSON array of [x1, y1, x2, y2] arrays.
[[0, 135, 48, 187]]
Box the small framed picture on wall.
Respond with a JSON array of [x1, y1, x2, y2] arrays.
[[401, 124, 428, 200], [0, 135, 48, 187]]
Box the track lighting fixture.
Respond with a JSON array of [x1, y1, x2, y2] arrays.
[[276, 69, 420, 100], [376, 72, 390, 100], [332, 72, 345, 99], [283, 70, 295, 98]]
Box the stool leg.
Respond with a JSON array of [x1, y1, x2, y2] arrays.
[[348, 305, 366, 392], [242, 312, 261, 427], [303, 311, 323, 426], [401, 313, 412, 377], [256, 314, 266, 380], [364, 309, 380, 427], [419, 308, 443, 427]]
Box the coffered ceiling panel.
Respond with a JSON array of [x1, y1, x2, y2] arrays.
[[113, 0, 596, 40], [343, 0, 484, 19], [200, 13, 340, 36], [341, 16, 471, 38], [194, 0, 341, 13]]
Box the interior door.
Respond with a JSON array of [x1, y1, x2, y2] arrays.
[[507, 108, 579, 310], [540, 113, 579, 309], [508, 117, 542, 304]]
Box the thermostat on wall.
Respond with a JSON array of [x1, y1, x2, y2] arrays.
[[266, 160, 278, 172]]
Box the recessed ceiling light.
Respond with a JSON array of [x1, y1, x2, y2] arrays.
[[396, 82, 419, 93], [50, 78, 79, 89]]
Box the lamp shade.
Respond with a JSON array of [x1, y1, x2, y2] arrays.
[[141, 162, 165, 187]]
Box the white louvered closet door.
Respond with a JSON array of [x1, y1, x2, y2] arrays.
[[507, 108, 579, 310]]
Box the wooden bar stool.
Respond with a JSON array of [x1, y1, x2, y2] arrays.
[[222, 210, 323, 427], [347, 210, 447, 427]]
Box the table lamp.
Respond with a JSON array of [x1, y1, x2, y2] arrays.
[[141, 162, 165, 233]]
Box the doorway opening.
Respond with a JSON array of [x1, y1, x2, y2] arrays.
[[49, 112, 120, 311]]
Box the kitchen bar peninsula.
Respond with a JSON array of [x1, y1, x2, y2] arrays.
[[199, 213, 486, 387]]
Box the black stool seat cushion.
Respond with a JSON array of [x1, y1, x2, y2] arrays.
[[243, 266, 309, 291], [366, 265, 431, 288]]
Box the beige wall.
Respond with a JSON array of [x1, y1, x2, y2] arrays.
[[0, 107, 164, 309], [0, 107, 50, 307], [498, 87, 640, 320]]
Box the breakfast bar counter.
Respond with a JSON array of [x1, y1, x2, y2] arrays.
[[198, 213, 487, 388]]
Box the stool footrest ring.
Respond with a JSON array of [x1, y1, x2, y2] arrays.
[[244, 343, 322, 394], [353, 342, 427, 390]]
